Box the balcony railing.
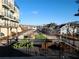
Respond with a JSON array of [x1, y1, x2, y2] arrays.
[[0, 22, 7, 27], [0, 22, 18, 28], [2, 2, 10, 9]]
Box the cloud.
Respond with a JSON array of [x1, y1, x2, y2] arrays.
[[32, 11, 38, 15]]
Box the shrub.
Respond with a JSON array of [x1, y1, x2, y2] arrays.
[[12, 38, 34, 48]]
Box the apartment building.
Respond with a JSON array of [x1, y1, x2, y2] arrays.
[[0, 0, 21, 38]]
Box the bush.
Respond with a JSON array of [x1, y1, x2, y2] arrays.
[[12, 38, 34, 48]]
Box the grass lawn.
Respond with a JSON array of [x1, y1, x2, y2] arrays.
[[35, 33, 47, 39]]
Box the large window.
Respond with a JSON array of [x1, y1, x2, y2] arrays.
[[2, 7, 14, 19], [8, 11, 13, 19], [8, 11, 10, 17], [3, 7, 8, 17], [10, 12, 13, 19]]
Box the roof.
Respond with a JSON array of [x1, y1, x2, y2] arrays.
[[59, 21, 79, 28], [68, 21, 79, 26]]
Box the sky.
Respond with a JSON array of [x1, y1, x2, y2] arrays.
[[15, 0, 79, 25]]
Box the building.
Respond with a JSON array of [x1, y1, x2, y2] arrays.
[[0, 0, 21, 38], [60, 21, 79, 35], [60, 21, 79, 51]]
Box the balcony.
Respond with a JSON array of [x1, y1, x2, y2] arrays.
[[2, 2, 10, 9], [11, 17, 19, 22], [9, 23, 17, 28], [8, 2, 15, 13], [0, 21, 19, 28], [0, 20, 14, 28], [0, 22, 7, 27], [2, 2, 15, 13], [3, 14, 13, 21], [3, 16, 11, 20]]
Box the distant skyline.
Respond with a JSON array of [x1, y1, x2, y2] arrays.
[[16, 0, 79, 25]]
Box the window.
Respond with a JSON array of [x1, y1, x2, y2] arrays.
[[3, 7, 8, 17], [8, 11, 13, 19], [8, 11, 10, 17], [8, 20, 10, 26], [0, 19, 5, 26], [2, 7, 14, 19]]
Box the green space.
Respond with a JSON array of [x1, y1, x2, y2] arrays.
[[12, 33, 47, 49], [35, 33, 47, 39]]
